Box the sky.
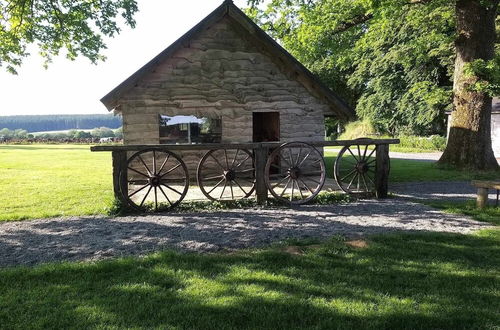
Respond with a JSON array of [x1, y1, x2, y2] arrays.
[[0, 0, 248, 116]]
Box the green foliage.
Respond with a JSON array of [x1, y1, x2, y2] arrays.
[[247, 0, 455, 136], [0, 114, 121, 132], [398, 135, 447, 151], [91, 126, 115, 138], [0, 0, 138, 73], [0, 127, 28, 138], [338, 119, 376, 140]]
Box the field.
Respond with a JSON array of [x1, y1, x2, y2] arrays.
[[1, 144, 499, 221]]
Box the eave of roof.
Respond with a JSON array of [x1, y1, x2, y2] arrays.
[[100, 0, 355, 120]]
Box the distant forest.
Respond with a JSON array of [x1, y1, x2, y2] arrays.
[[0, 114, 122, 132]]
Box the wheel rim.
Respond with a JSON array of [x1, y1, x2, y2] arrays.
[[120, 149, 189, 211], [334, 144, 376, 194], [197, 149, 255, 201], [265, 142, 326, 205]]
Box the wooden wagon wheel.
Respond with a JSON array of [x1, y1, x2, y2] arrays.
[[265, 142, 326, 205], [334, 140, 377, 194], [120, 149, 189, 212], [197, 148, 255, 201]]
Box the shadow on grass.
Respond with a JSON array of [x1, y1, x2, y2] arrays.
[[0, 230, 498, 329]]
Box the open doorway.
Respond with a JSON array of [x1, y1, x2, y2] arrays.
[[253, 112, 280, 142]]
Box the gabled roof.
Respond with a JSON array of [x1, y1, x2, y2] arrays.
[[101, 0, 355, 120]]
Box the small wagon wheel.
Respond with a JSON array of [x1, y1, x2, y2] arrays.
[[265, 142, 326, 205], [334, 140, 377, 194], [197, 148, 255, 201], [120, 149, 189, 212]]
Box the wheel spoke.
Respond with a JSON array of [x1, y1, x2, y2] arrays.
[[296, 180, 305, 199], [366, 158, 376, 166], [235, 168, 254, 173], [235, 154, 251, 168], [346, 173, 358, 190], [302, 171, 323, 176], [159, 163, 182, 178], [204, 174, 224, 181], [361, 173, 369, 192], [340, 169, 357, 182], [357, 145, 362, 160], [158, 185, 172, 206], [233, 179, 248, 196], [230, 149, 240, 168], [294, 148, 302, 167], [128, 167, 150, 178], [361, 145, 368, 161], [305, 176, 321, 185], [139, 185, 153, 208], [366, 147, 377, 160], [346, 147, 359, 162], [290, 179, 295, 201], [220, 181, 228, 199], [138, 155, 152, 176], [365, 173, 375, 186], [161, 183, 182, 195], [272, 175, 290, 189], [224, 149, 229, 169], [158, 153, 170, 175], [153, 150, 157, 175], [280, 178, 292, 197], [298, 178, 314, 194], [154, 186, 158, 210], [229, 181, 234, 199], [297, 151, 311, 167], [238, 176, 256, 185], [128, 183, 150, 198], [210, 153, 226, 170], [207, 178, 225, 194]]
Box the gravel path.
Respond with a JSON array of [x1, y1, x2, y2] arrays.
[[391, 181, 499, 203], [0, 198, 492, 268]]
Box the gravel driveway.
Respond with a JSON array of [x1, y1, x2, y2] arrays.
[[0, 198, 492, 268]]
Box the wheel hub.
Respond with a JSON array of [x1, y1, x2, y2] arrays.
[[149, 175, 161, 187], [356, 161, 369, 173], [288, 167, 301, 180], [224, 169, 236, 181]]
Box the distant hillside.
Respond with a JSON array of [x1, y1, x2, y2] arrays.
[[0, 114, 122, 132]]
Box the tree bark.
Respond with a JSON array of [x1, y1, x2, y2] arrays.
[[438, 0, 499, 170]]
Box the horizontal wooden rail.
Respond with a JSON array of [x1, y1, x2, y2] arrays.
[[90, 139, 400, 152]]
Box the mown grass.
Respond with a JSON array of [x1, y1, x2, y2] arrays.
[[0, 229, 498, 329], [424, 200, 500, 226], [0, 145, 114, 221]]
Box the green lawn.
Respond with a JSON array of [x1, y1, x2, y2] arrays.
[[0, 230, 498, 329], [0, 145, 114, 221], [0, 144, 498, 221]]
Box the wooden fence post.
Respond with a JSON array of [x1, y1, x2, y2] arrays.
[[255, 145, 268, 204], [112, 150, 127, 204], [375, 144, 390, 198]]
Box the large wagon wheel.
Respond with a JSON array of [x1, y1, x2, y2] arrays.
[[334, 140, 377, 194], [197, 148, 255, 201], [265, 142, 326, 205], [120, 149, 189, 212]]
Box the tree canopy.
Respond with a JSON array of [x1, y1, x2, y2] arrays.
[[0, 0, 138, 74], [245, 0, 498, 137]]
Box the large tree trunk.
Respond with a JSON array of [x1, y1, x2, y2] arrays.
[[438, 0, 499, 170]]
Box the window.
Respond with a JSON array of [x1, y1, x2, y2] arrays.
[[159, 115, 222, 144]]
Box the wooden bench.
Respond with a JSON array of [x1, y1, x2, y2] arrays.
[[471, 180, 500, 208]]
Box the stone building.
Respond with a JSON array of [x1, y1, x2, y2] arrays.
[[101, 0, 354, 146]]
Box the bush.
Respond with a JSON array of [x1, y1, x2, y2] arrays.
[[338, 120, 377, 140], [398, 135, 446, 151]]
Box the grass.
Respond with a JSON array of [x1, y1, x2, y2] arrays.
[[1, 144, 498, 221], [0, 144, 114, 221], [424, 200, 500, 226], [0, 229, 498, 329]]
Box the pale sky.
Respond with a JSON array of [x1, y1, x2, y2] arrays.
[[0, 0, 248, 116]]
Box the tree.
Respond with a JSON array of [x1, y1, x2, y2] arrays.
[[247, 0, 499, 169], [438, 0, 499, 169], [0, 0, 138, 74]]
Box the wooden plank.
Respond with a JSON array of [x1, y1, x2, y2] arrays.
[[471, 180, 500, 190], [375, 144, 390, 198], [254, 146, 268, 204], [90, 139, 401, 152], [476, 187, 489, 209], [112, 151, 128, 204]]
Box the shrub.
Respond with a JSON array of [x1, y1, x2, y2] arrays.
[[398, 135, 446, 151], [338, 120, 377, 140]]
